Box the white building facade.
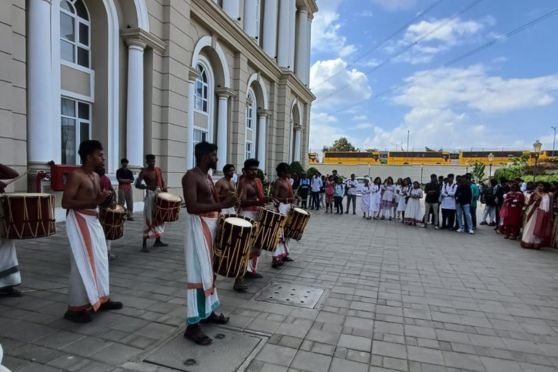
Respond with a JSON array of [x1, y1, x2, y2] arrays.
[[0, 0, 317, 197]]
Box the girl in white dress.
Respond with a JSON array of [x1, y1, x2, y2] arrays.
[[397, 179, 410, 220], [369, 177, 382, 219], [361, 179, 371, 218], [381, 177, 396, 220], [405, 181, 424, 226]]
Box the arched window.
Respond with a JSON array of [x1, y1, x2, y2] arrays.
[[195, 63, 209, 112], [60, 0, 90, 68], [245, 90, 256, 160]]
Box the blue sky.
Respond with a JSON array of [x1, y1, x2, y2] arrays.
[[309, 0, 558, 154]]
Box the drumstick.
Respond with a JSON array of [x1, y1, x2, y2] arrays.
[[3, 172, 27, 186]]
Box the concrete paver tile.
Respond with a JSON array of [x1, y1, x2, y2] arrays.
[[291, 350, 332, 371], [255, 344, 298, 367], [329, 357, 368, 372]]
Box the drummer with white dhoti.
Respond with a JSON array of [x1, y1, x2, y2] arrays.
[[271, 163, 296, 268], [0, 164, 23, 298], [61, 140, 123, 323], [135, 154, 168, 252], [236, 159, 270, 291]]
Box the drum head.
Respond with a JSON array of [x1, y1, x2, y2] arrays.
[[158, 192, 181, 202], [108, 205, 126, 213], [225, 217, 252, 227], [293, 207, 309, 215]]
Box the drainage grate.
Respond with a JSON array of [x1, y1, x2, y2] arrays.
[[256, 282, 325, 309], [144, 326, 267, 372]]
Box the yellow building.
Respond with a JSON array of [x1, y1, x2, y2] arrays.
[[387, 151, 450, 165], [322, 151, 380, 165], [459, 151, 528, 166], [528, 150, 558, 165], [308, 152, 319, 164]]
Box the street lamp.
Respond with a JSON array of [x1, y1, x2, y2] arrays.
[[488, 153, 494, 179], [533, 140, 542, 182]]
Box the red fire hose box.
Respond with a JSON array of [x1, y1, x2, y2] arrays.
[[50, 163, 80, 191]]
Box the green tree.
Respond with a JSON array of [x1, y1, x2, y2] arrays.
[[324, 137, 356, 152], [306, 167, 320, 178], [289, 161, 305, 179], [472, 161, 486, 182]]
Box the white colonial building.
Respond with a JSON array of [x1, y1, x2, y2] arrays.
[[0, 0, 317, 198]]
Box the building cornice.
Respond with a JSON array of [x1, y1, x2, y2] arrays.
[[280, 71, 316, 103], [191, 0, 315, 104], [121, 28, 166, 53]]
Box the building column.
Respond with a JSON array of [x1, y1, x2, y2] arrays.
[[243, 0, 258, 38], [295, 8, 309, 84], [28, 0, 54, 163], [186, 68, 198, 169], [288, 0, 297, 70], [125, 40, 146, 167], [222, 0, 240, 21], [216, 89, 234, 172], [305, 14, 313, 84], [294, 128, 302, 162], [263, 0, 278, 58], [257, 110, 270, 171], [277, 0, 295, 70]]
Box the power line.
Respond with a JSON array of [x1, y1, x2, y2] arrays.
[[314, 0, 446, 89], [327, 6, 558, 116], [316, 0, 485, 103]]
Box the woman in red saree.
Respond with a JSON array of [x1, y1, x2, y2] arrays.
[[501, 183, 525, 240], [521, 183, 553, 249]]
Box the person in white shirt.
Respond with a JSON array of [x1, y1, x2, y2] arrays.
[[345, 174, 359, 214], [310, 174, 322, 210], [440, 174, 457, 229]]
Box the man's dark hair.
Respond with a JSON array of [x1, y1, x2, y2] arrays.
[[223, 164, 235, 173], [447, 173, 454, 178], [431, 174, 437, 178], [145, 154, 155, 161], [276, 162, 289, 175], [78, 140, 103, 164], [195, 141, 218, 165], [244, 158, 260, 169], [121, 158, 129, 164]]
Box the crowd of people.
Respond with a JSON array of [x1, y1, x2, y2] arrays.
[[291, 170, 557, 248]]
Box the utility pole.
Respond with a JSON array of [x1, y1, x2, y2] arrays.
[[552, 126, 557, 155], [406, 130, 410, 151]]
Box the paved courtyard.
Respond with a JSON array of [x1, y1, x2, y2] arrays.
[[2, 208, 558, 372]]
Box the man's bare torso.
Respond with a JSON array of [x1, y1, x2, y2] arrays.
[[74, 169, 99, 204], [141, 168, 158, 190], [215, 177, 235, 202]]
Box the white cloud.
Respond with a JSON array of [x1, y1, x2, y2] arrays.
[[311, 1, 356, 57], [354, 65, 558, 150], [309, 112, 348, 151], [354, 123, 374, 129], [310, 58, 372, 110], [394, 65, 558, 113], [370, 0, 416, 11], [388, 17, 493, 64]]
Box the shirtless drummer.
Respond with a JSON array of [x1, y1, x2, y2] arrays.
[[62, 140, 123, 323], [214, 164, 237, 215], [182, 141, 236, 345], [237, 159, 269, 284], [135, 154, 168, 252]]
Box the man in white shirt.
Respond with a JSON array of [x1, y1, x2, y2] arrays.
[[345, 174, 359, 215], [310, 174, 323, 210], [440, 174, 457, 229]]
